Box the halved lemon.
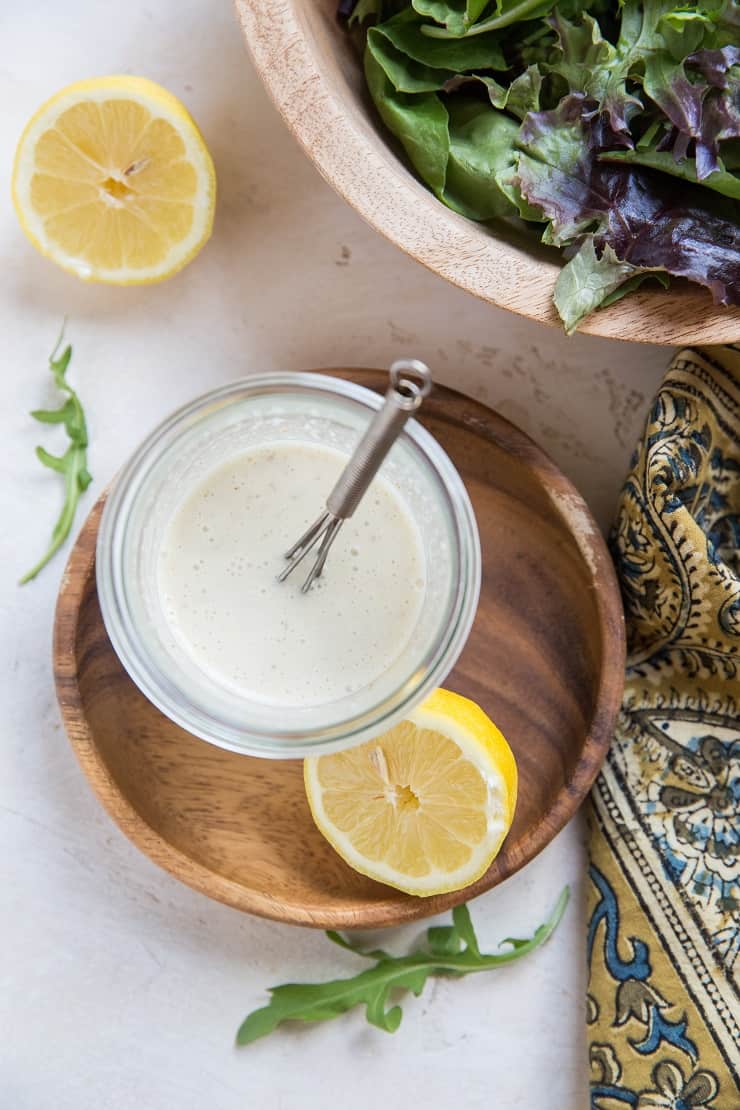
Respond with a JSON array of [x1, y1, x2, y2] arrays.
[[12, 76, 215, 283], [304, 688, 518, 896]]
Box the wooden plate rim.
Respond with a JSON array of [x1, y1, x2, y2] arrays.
[[53, 370, 625, 927]]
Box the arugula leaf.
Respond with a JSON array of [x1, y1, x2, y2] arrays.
[[451, 903, 481, 956], [236, 888, 569, 1046], [325, 931, 393, 960], [426, 923, 465, 955], [546, 10, 643, 139], [20, 329, 92, 584]]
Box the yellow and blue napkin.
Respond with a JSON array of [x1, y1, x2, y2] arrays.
[[588, 346, 739, 1107]]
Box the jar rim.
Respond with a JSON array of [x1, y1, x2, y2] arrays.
[[96, 372, 481, 758]]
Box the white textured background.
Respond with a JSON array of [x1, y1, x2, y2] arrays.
[[1, 2, 670, 1107]]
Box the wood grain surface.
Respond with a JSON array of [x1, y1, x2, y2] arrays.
[[53, 371, 625, 928], [235, 0, 739, 346]]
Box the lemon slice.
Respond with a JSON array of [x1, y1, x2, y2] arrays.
[[12, 76, 215, 283], [304, 688, 518, 896]]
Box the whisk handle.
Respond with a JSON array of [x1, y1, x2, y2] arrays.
[[327, 359, 432, 520]]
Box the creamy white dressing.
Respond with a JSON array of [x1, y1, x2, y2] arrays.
[[157, 442, 425, 708]]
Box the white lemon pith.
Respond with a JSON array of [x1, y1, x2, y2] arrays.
[[304, 688, 518, 896], [12, 76, 215, 283]]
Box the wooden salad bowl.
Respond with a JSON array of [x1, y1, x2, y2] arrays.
[[236, 0, 738, 345], [53, 371, 625, 929]]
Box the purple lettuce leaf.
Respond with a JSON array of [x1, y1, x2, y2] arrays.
[[592, 170, 740, 306], [642, 48, 740, 178], [515, 93, 740, 308], [687, 45, 740, 89], [545, 12, 642, 140], [514, 94, 629, 244]]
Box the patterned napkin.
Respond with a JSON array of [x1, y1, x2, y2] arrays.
[[587, 347, 739, 1109]]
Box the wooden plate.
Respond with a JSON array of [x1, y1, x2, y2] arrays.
[[54, 371, 625, 928], [236, 0, 739, 345]]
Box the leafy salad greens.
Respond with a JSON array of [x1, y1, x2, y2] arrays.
[[339, 0, 740, 332]]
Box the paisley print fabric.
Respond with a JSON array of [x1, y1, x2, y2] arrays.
[[588, 347, 740, 1109]]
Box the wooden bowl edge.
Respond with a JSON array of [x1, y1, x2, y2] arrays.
[[234, 0, 739, 346]]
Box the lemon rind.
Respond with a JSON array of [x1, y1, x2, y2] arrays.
[[12, 76, 216, 284], [304, 692, 516, 897]]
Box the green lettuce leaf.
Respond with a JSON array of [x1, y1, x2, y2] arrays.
[[412, 0, 469, 36], [368, 27, 458, 90], [546, 10, 643, 138], [599, 147, 740, 199], [554, 240, 665, 333], [346, 0, 740, 330], [445, 99, 523, 218], [237, 890, 570, 1046], [371, 7, 508, 75], [516, 94, 740, 311], [420, 0, 557, 39], [364, 45, 450, 195], [442, 64, 542, 120]]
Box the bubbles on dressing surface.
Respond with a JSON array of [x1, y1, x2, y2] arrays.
[[157, 442, 426, 707]]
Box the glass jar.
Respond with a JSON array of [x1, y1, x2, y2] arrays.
[[96, 373, 481, 757]]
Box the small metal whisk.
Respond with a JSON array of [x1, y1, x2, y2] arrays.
[[278, 359, 433, 593]]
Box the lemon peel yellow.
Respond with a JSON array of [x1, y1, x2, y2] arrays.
[[305, 688, 517, 897], [12, 76, 215, 283]]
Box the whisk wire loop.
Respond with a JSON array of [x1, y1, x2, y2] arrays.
[[278, 360, 432, 592]]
